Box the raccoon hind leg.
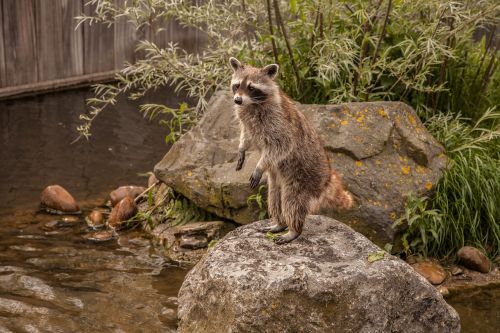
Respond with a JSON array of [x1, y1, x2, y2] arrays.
[[274, 186, 309, 244], [258, 170, 287, 234]]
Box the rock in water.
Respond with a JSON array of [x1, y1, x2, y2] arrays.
[[109, 186, 146, 206], [411, 261, 447, 285], [108, 197, 138, 229], [457, 246, 490, 273], [178, 216, 460, 333], [154, 91, 446, 244], [85, 210, 105, 229], [40, 185, 80, 214], [152, 221, 235, 263]]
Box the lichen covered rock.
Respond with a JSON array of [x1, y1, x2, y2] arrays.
[[178, 215, 460, 333], [154, 91, 446, 244]]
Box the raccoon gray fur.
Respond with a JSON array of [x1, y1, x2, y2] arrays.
[[230, 57, 353, 244]]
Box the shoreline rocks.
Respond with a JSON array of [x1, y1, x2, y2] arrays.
[[109, 186, 146, 206], [154, 91, 446, 245], [151, 221, 235, 263], [411, 261, 447, 285], [108, 197, 138, 230], [178, 215, 460, 333], [40, 185, 80, 214], [457, 246, 490, 273], [85, 210, 105, 229]]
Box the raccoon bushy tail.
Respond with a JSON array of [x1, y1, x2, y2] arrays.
[[320, 171, 353, 211]]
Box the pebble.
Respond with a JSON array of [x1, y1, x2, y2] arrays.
[[40, 185, 80, 214], [411, 261, 447, 285], [85, 210, 105, 229], [108, 197, 138, 229], [457, 246, 490, 273], [84, 230, 116, 242], [109, 186, 146, 206]]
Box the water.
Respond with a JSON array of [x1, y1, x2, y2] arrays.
[[0, 88, 498, 332], [0, 88, 188, 332], [446, 288, 500, 333]]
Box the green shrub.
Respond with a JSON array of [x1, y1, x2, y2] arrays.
[[76, 1, 499, 258], [396, 109, 500, 258], [75, 0, 499, 139]]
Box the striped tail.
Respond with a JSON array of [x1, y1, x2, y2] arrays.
[[320, 170, 353, 211]]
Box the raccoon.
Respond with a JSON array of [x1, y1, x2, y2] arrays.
[[230, 57, 353, 244]]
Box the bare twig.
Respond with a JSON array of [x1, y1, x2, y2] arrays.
[[370, 0, 392, 67], [266, 0, 279, 65], [135, 181, 160, 203], [310, 7, 320, 48], [241, 0, 254, 56], [273, 0, 300, 86], [352, 0, 384, 99]]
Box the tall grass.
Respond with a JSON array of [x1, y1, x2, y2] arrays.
[[396, 109, 500, 258]]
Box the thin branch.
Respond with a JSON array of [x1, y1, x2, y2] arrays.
[[370, 0, 392, 67], [352, 0, 384, 99], [241, 0, 254, 56], [266, 0, 279, 65], [310, 7, 320, 48], [273, 0, 300, 86]]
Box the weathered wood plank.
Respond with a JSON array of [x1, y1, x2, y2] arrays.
[[83, 1, 115, 74], [2, 0, 38, 86], [0, 70, 116, 100], [0, 0, 7, 88], [62, 0, 84, 76], [114, 15, 138, 69]]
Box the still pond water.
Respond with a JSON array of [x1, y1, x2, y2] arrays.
[[0, 88, 498, 332]]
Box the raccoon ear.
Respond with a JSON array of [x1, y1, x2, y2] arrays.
[[229, 57, 242, 72], [263, 64, 279, 79]]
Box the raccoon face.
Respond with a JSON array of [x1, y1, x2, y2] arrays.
[[229, 57, 279, 106]]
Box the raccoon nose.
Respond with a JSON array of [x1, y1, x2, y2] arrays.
[[234, 96, 243, 105]]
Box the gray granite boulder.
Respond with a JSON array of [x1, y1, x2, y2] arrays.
[[154, 91, 446, 244], [177, 215, 460, 333]]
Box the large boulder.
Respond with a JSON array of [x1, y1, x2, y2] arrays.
[[154, 91, 446, 244], [178, 216, 460, 333]]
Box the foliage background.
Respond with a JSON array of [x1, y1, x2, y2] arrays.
[[77, 0, 499, 259]]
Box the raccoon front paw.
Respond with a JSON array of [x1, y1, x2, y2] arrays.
[[249, 169, 262, 189], [236, 151, 245, 171]]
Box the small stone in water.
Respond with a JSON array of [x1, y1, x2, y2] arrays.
[[109, 186, 146, 206], [84, 230, 116, 242], [411, 261, 447, 285], [179, 235, 208, 250], [61, 216, 79, 223], [438, 286, 450, 297], [42, 220, 62, 231], [108, 197, 138, 229], [40, 185, 80, 214], [85, 210, 105, 229], [42, 218, 79, 231], [457, 246, 491, 273]]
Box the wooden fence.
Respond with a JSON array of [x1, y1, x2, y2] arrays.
[[0, 0, 203, 99]]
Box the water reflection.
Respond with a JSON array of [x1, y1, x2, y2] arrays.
[[0, 88, 188, 332], [0, 88, 179, 213], [0, 211, 188, 332]]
